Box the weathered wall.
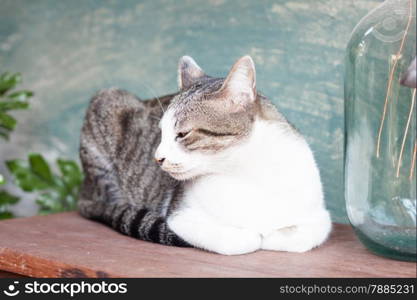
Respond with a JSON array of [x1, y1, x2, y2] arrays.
[[0, 0, 382, 221]]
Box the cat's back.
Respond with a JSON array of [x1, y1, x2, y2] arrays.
[[81, 88, 169, 159], [80, 88, 178, 209]]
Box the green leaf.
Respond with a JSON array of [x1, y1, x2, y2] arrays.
[[0, 190, 19, 205], [57, 159, 83, 189], [7, 90, 33, 102], [0, 73, 32, 139], [6, 159, 51, 191], [0, 100, 29, 111], [64, 193, 77, 211], [0, 112, 17, 130], [0, 174, 5, 185], [0, 128, 9, 140], [6, 154, 83, 216], [29, 153, 54, 184], [0, 72, 21, 95], [36, 191, 64, 214], [0, 211, 13, 220]]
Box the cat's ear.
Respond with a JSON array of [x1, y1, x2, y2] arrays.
[[178, 56, 206, 90], [219, 55, 256, 106]]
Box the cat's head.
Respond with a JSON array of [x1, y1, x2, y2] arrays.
[[155, 55, 258, 180]]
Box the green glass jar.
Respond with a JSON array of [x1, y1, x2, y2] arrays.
[[344, 0, 416, 261]]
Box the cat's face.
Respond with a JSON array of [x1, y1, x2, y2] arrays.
[[155, 55, 258, 180]]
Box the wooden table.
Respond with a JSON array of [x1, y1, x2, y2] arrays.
[[0, 212, 415, 278]]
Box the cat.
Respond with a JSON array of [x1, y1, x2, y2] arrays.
[[78, 55, 332, 255]]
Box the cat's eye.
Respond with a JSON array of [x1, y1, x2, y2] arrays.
[[176, 131, 190, 140]]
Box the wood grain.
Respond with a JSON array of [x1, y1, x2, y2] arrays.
[[0, 270, 26, 278], [0, 212, 415, 278]]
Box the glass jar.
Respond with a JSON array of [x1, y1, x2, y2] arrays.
[[344, 0, 416, 261]]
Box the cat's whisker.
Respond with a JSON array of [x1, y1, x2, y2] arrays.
[[155, 95, 165, 113], [396, 88, 416, 177], [149, 89, 164, 113], [149, 114, 161, 121], [140, 82, 165, 113]]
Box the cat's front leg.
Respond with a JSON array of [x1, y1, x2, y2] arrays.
[[168, 207, 262, 255], [261, 212, 332, 253]]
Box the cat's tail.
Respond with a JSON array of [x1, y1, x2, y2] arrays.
[[77, 157, 191, 248], [79, 196, 191, 247]]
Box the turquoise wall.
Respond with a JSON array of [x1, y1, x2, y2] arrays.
[[0, 0, 382, 221]]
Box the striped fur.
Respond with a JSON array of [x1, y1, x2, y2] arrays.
[[78, 88, 190, 247]]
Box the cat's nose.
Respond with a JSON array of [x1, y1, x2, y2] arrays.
[[155, 157, 165, 165], [154, 148, 166, 165]]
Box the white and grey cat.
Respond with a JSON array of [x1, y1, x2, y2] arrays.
[[79, 55, 331, 255]]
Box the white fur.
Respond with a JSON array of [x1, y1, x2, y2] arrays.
[[156, 110, 331, 255], [155, 109, 209, 180], [224, 56, 256, 105], [217, 55, 257, 108]]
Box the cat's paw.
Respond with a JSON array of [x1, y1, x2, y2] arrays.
[[262, 233, 313, 253], [168, 210, 262, 255], [168, 214, 262, 255], [261, 217, 331, 253], [211, 227, 262, 255]]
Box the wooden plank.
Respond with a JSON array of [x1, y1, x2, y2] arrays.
[[0, 212, 415, 278], [0, 270, 26, 278]]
